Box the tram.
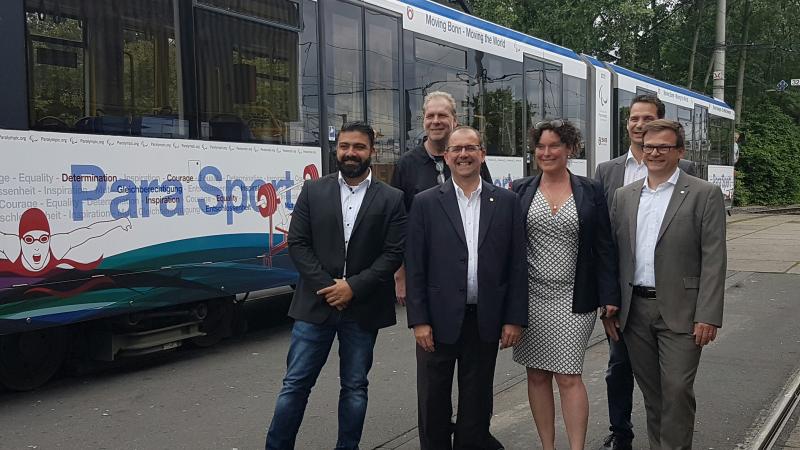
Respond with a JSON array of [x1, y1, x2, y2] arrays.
[[0, 0, 735, 389]]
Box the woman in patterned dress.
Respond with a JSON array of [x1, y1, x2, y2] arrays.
[[511, 120, 620, 450]]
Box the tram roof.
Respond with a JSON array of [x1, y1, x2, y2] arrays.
[[403, 0, 582, 62], [609, 63, 733, 111]]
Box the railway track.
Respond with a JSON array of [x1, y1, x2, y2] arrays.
[[737, 206, 800, 215], [752, 369, 800, 449]]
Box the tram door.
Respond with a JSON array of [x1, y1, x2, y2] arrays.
[[692, 104, 709, 179], [324, 0, 402, 182]]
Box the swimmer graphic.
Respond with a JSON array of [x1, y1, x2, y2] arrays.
[[0, 208, 132, 277]]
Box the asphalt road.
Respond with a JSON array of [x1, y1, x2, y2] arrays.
[[0, 214, 799, 449]]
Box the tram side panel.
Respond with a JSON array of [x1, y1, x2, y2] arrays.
[[1, 0, 325, 334]]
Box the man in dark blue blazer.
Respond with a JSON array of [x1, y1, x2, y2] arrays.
[[405, 126, 528, 450], [266, 122, 406, 450]]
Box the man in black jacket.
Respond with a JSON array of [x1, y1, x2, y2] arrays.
[[266, 122, 406, 450], [406, 126, 527, 450], [391, 92, 503, 449]]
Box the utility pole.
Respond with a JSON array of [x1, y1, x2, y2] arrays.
[[454, 0, 473, 14], [712, 0, 726, 100]]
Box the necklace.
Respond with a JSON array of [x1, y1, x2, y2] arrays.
[[539, 182, 570, 215]]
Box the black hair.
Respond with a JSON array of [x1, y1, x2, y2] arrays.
[[339, 121, 375, 148]]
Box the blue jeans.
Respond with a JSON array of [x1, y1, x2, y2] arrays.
[[266, 318, 378, 450], [606, 332, 635, 440]]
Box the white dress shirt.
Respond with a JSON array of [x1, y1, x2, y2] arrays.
[[339, 169, 372, 261], [624, 148, 648, 186], [634, 167, 681, 287], [454, 179, 482, 305]]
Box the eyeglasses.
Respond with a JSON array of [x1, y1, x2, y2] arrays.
[[434, 159, 446, 185], [534, 119, 564, 130], [22, 234, 50, 244], [445, 145, 482, 154], [642, 144, 679, 154]]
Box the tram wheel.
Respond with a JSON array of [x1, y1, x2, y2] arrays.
[[0, 328, 70, 391], [190, 301, 233, 348]]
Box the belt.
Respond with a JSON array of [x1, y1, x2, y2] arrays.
[[632, 285, 657, 299], [464, 304, 478, 314]]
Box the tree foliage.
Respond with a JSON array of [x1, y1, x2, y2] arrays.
[[735, 95, 800, 205], [472, 0, 800, 205], [472, 0, 800, 108]]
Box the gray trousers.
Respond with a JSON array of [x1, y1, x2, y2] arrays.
[[623, 295, 703, 450]]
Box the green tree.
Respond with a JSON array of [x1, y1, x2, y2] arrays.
[[736, 97, 800, 205]]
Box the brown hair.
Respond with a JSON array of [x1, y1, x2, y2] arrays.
[[448, 125, 483, 147], [530, 119, 582, 157], [630, 94, 666, 119], [642, 119, 685, 148]]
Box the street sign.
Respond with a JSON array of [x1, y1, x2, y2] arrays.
[[777, 80, 789, 92], [792, 79, 800, 86]]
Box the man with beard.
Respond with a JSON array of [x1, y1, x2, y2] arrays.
[[266, 122, 407, 450]]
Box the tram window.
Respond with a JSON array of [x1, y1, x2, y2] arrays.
[[544, 63, 562, 119], [26, 0, 185, 138], [365, 10, 401, 182], [197, 0, 301, 29], [524, 57, 544, 132], [298, 0, 321, 146], [615, 89, 635, 157], [691, 105, 709, 175], [405, 38, 471, 151], [325, 0, 365, 130], [664, 102, 678, 121], [415, 38, 466, 70], [677, 106, 693, 154], [195, 7, 303, 144], [473, 53, 524, 157], [708, 116, 733, 166], [563, 75, 587, 159], [26, 10, 84, 132]]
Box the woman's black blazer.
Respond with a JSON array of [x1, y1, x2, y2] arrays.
[[512, 172, 621, 313]]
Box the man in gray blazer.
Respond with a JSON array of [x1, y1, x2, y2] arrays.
[[603, 119, 726, 450], [594, 95, 695, 450]]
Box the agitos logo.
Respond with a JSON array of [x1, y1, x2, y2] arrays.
[[407, 6, 414, 20]]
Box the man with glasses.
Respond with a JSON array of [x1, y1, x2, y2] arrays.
[[603, 119, 725, 450], [405, 126, 527, 450], [391, 91, 492, 306], [594, 94, 695, 450]]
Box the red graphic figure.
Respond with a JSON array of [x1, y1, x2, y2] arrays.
[[258, 164, 319, 267], [0, 208, 132, 277]]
